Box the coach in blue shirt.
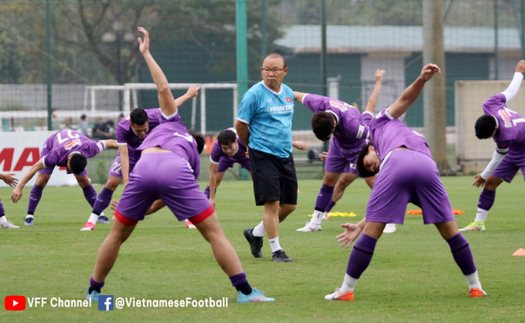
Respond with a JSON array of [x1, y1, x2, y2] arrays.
[[236, 53, 297, 263]]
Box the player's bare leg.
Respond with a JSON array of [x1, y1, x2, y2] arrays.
[[25, 173, 50, 225], [435, 221, 486, 297]]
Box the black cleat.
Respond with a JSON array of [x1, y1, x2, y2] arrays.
[[272, 249, 292, 262], [244, 228, 263, 258]]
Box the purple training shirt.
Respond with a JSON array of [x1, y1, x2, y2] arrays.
[[42, 130, 106, 168]]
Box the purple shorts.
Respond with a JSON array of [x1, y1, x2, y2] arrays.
[[217, 156, 251, 173], [324, 149, 359, 175], [366, 149, 455, 225], [116, 152, 212, 222], [492, 152, 525, 183], [108, 155, 136, 178], [37, 138, 87, 176]]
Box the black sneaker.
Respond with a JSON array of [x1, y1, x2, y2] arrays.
[[243, 228, 263, 258], [272, 249, 292, 262]]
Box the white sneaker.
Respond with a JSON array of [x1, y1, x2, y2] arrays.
[[383, 223, 396, 234], [322, 212, 329, 221], [296, 222, 322, 232], [1, 220, 20, 229]]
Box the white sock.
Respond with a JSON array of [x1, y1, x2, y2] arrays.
[[474, 208, 489, 222], [340, 273, 359, 293], [311, 210, 325, 226], [88, 213, 99, 225], [0, 216, 6, 225], [465, 271, 482, 289], [25, 214, 34, 219], [252, 221, 266, 237], [268, 237, 282, 253]]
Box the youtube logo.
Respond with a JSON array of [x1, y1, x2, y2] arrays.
[[5, 296, 26, 311]]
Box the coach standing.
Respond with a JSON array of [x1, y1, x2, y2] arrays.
[[235, 54, 297, 262]]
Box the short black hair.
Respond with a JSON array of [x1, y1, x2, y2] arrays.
[[262, 53, 287, 69], [190, 131, 205, 154], [81, 114, 86, 121], [69, 153, 87, 174], [217, 129, 236, 146], [311, 112, 335, 141], [475, 115, 497, 139], [130, 108, 148, 126], [356, 143, 376, 178]]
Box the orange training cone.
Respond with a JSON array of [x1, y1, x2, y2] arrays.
[[205, 136, 212, 154], [512, 248, 525, 256]]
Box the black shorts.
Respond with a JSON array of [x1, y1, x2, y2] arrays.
[[249, 148, 298, 206]]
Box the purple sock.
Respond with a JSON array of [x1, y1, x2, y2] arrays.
[[447, 233, 477, 275], [229, 272, 252, 295], [477, 188, 495, 211], [325, 200, 336, 213], [0, 198, 5, 216], [28, 185, 44, 214], [89, 276, 105, 293], [315, 184, 334, 212], [82, 185, 98, 208], [92, 187, 114, 215], [346, 234, 377, 279], [204, 186, 210, 199]]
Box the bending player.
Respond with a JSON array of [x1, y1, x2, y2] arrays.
[[460, 60, 525, 232], [0, 173, 20, 229], [86, 27, 274, 303], [11, 130, 117, 224], [81, 86, 199, 231], [295, 69, 396, 233], [205, 127, 307, 209], [324, 63, 486, 301]]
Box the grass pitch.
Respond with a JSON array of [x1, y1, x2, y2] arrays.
[[1, 177, 524, 322]]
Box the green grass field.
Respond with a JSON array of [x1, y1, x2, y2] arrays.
[[1, 177, 524, 322]]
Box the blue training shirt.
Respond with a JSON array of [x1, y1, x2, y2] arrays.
[[236, 81, 294, 158]]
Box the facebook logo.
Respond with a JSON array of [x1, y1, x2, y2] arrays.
[[98, 295, 114, 311]]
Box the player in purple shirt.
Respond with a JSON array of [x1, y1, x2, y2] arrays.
[[205, 128, 250, 208], [81, 86, 199, 232], [86, 27, 274, 303], [205, 128, 308, 209], [324, 64, 486, 301], [11, 130, 117, 225], [460, 60, 525, 232], [294, 70, 391, 233]]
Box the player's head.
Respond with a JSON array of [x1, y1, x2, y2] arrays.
[[261, 53, 288, 88], [190, 131, 205, 154], [217, 129, 238, 157], [311, 112, 336, 141], [129, 108, 149, 139], [356, 143, 380, 177], [81, 114, 87, 121], [67, 153, 87, 175], [475, 115, 498, 139]]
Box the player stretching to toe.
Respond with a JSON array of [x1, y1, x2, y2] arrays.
[[11, 130, 117, 225], [324, 64, 486, 301], [81, 86, 199, 231], [460, 60, 525, 232], [295, 69, 395, 233], [86, 28, 274, 303]]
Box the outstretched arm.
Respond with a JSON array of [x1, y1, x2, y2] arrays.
[[292, 141, 308, 150], [501, 60, 525, 102], [175, 85, 200, 109], [364, 69, 385, 115], [388, 64, 441, 119], [138, 27, 177, 117], [11, 160, 45, 203], [294, 91, 308, 103]]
